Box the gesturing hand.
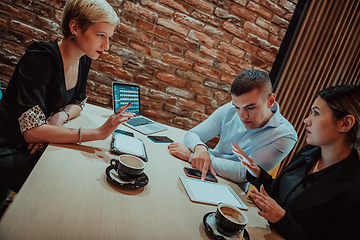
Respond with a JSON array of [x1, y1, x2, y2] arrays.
[[250, 185, 286, 223], [97, 103, 137, 140], [191, 145, 216, 180], [231, 142, 261, 178]]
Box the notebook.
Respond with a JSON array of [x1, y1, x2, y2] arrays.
[[112, 82, 167, 135]]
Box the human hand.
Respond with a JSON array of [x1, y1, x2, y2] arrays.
[[191, 145, 216, 180], [167, 142, 192, 161], [250, 185, 285, 223], [97, 103, 137, 140], [28, 142, 48, 154], [231, 142, 261, 178]]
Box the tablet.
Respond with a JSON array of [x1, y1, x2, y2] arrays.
[[111, 132, 148, 162], [180, 176, 248, 210]]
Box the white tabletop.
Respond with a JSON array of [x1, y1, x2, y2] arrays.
[[0, 104, 283, 240]]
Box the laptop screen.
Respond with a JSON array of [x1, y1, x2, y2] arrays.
[[112, 82, 140, 115]]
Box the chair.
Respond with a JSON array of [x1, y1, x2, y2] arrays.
[[0, 188, 11, 209]]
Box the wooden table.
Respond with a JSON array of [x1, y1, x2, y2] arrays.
[[0, 104, 283, 240]]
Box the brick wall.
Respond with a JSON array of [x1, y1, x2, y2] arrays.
[[0, 0, 296, 138]]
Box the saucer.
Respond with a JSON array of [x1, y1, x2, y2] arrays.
[[106, 166, 149, 188], [203, 212, 249, 240]]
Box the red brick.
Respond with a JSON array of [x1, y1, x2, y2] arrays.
[[166, 86, 194, 99], [194, 63, 221, 79], [98, 52, 123, 66], [129, 40, 161, 58], [110, 45, 141, 60], [261, 0, 286, 16], [279, 0, 296, 12], [244, 53, 268, 68], [218, 42, 245, 58], [272, 15, 289, 28], [269, 34, 282, 47], [222, 21, 247, 40], [244, 21, 269, 40], [153, 37, 183, 55], [189, 30, 219, 48], [200, 45, 227, 62], [187, 82, 211, 96], [214, 7, 239, 21], [195, 94, 218, 108], [192, 111, 209, 122], [232, 0, 247, 6], [86, 80, 96, 91], [0, 2, 34, 23], [226, 56, 252, 70], [16, 0, 54, 18], [230, 4, 256, 22], [185, 50, 214, 66], [218, 62, 240, 76], [269, 45, 279, 55], [144, 57, 174, 73], [184, 0, 214, 13], [97, 84, 112, 96], [284, 12, 293, 21], [179, 98, 205, 112], [247, 2, 272, 20], [140, 96, 163, 110], [169, 34, 199, 51], [88, 70, 112, 84], [204, 26, 233, 43], [137, 19, 155, 32], [124, 1, 157, 23], [0, 63, 15, 77], [121, 12, 137, 26], [124, 60, 156, 75], [248, 33, 271, 50], [42, 0, 66, 8], [164, 103, 191, 117], [163, 53, 193, 69], [149, 89, 177, 104], [87, 91, 111, 106], [99, 64, 133, 81], [232, 37, 258, 54], [1, 41, 26, 56], [156, 71, 187, 87], [141, 0, 174, 18], [220, 73, 236, 84], [9, 20, 48, 40], [133, 75, 166, 91], [176, 69, 205, 83], [143, 108, 174, 123], [154, 26, 169, 39], [214, 90, 231, 102], [256, 17, 280, 35], [279, 28, 286, 39], [55, 9, 62, 22], [157, 17, 189, 36], [111, 32, 128, 45], [118, 23, 152, 43], [35, 16, 59, 32], [191, 9, 221, 27], [206, 106, 217, 115], [256, 48, 276, 63], [174, 12, 205, 31], [0, 17, 6, 28], [160, 0, 192, 14], [173, 116, 199, 129]]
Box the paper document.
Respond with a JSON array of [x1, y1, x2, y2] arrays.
[[180, 176, 248, 210]]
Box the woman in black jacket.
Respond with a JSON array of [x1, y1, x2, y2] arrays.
[[232, 84, 360, 240]]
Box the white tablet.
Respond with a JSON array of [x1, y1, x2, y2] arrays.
[[180, 176, 248, 210]]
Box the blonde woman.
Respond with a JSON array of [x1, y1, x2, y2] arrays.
[[0, 0, 134, 192]]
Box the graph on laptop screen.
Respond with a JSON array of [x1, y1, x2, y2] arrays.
[[113, 83, 140, 115]]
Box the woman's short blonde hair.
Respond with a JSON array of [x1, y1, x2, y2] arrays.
[[62, 0, 120, 37]]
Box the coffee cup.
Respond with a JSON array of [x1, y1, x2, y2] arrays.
[[110, 155, 145, 179], [215, 203, 248, 234]]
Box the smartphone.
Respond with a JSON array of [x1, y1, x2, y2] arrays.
[[147, 135, 174, 143], [183, 167, 218, 183], [114, 129, 134, 137]]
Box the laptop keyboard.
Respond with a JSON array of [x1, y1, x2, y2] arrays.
[[127, 117, 152, 126]]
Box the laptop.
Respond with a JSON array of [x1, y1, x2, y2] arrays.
[[112, 82, 167, 135]]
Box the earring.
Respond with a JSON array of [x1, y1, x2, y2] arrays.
[[71, 34, 77, 42]]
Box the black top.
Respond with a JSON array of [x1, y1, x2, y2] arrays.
[[0, 40, 92, 152], [248, 145, 360, 240]]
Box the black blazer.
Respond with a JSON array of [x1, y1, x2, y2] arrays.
[[249, 145, 360, 240]]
